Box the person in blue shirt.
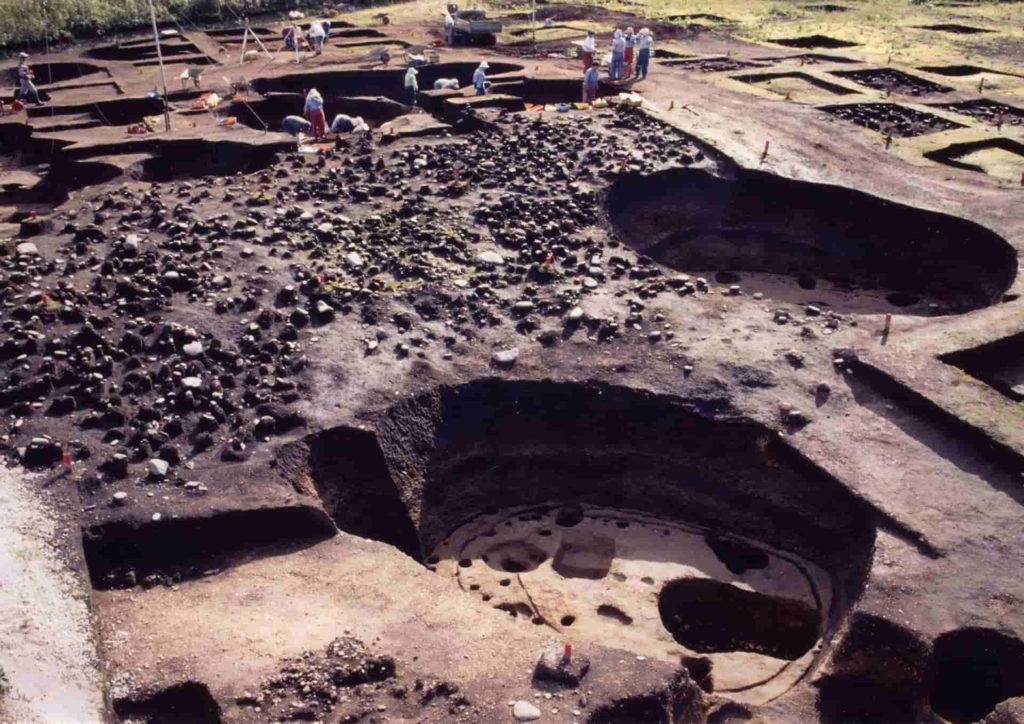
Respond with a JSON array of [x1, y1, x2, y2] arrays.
[[282, 115, 311, 135], [582, 65, 599, 103], [473, 61, 490, 95], [610, 29, 625, 81]]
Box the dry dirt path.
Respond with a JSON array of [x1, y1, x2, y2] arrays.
[[0, 465, 105, 723]]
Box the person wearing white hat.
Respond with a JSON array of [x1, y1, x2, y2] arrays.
[[635, 28, 653, 80], [16, 53, 43, 105], [473, 61, 489, 95], [404, 66, 419, 105], [610, 29, 625, 81]]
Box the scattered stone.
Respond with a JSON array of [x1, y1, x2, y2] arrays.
[[147, 458, 170, 478], [477, 251, 505, 266], [513, 701, 542, 721], [492, 348, 520, 369], [535, 644, 591, 686]]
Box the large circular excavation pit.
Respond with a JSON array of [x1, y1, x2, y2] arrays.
[[607, 167, 1016, 314], [296, 381, 878, 708], [432, 504, 829, 704]]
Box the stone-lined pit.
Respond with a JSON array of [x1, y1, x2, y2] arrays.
[[606, 167, 1016, 313], [931, 99, 1024, 126], [281, 380, 883, 704], [661, 57, 766, 73], [830, 68, 953, 96], [822, 102, 965, 137]]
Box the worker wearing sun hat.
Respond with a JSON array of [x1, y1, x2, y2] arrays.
[[16, 53, 43, 105], [635, 28, 653, 80], [473, 60, 490, 95]]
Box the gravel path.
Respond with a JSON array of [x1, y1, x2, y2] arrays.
[[0, 465, 104, 723]]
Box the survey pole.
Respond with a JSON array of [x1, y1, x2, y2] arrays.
[[146, 0, 172, 131]]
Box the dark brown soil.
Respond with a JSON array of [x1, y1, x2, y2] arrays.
[[821, 102, 965, 136]]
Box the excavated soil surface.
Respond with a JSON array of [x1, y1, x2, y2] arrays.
[[2, 12, 1024, 724], [771, 35, 859, 49], [830, 68, 953, 96], [822, 102, 965, 136], [732, 71, 858, 96], [916, 24, 994, 35], [932, 98, 1024, 126]]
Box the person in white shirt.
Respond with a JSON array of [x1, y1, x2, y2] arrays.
[[473, 61, 489, 95], [308, 21, 326, 55], [635, 28, 653, 80], [580, 31, 595, 71], [404, 66, 419, 105], [16, 53, 42, 105], [444, 10, 455, 45]]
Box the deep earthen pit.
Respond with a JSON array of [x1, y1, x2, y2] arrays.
[[606, 167, 1015, 313], [286, 380, 882, 704]]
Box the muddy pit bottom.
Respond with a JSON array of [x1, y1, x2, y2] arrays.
[[431, 504, 832, 705]]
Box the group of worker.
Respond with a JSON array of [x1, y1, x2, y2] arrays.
[[403, 60, 490, 105], [581, 27, 653, 102], [281, 86, 369, 139], [282, 19, 331, 55]]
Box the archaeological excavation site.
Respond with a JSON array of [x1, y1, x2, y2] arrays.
[[0, 0, 1023, 722]]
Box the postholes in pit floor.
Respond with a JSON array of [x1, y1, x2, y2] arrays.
[[431, 504, 832, 705]]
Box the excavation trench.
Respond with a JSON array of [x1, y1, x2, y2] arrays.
[[924, 138, 1024, 180], [229, 93, 408, 131], [251, 62, 524, 104], [88, 40, 204, 62], [606, 167, 1015, 313], [940, 330, 1024, 402], [83, 505, 336, 589], [280, 379, 882, 703], [3, 62, 109, 86]]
